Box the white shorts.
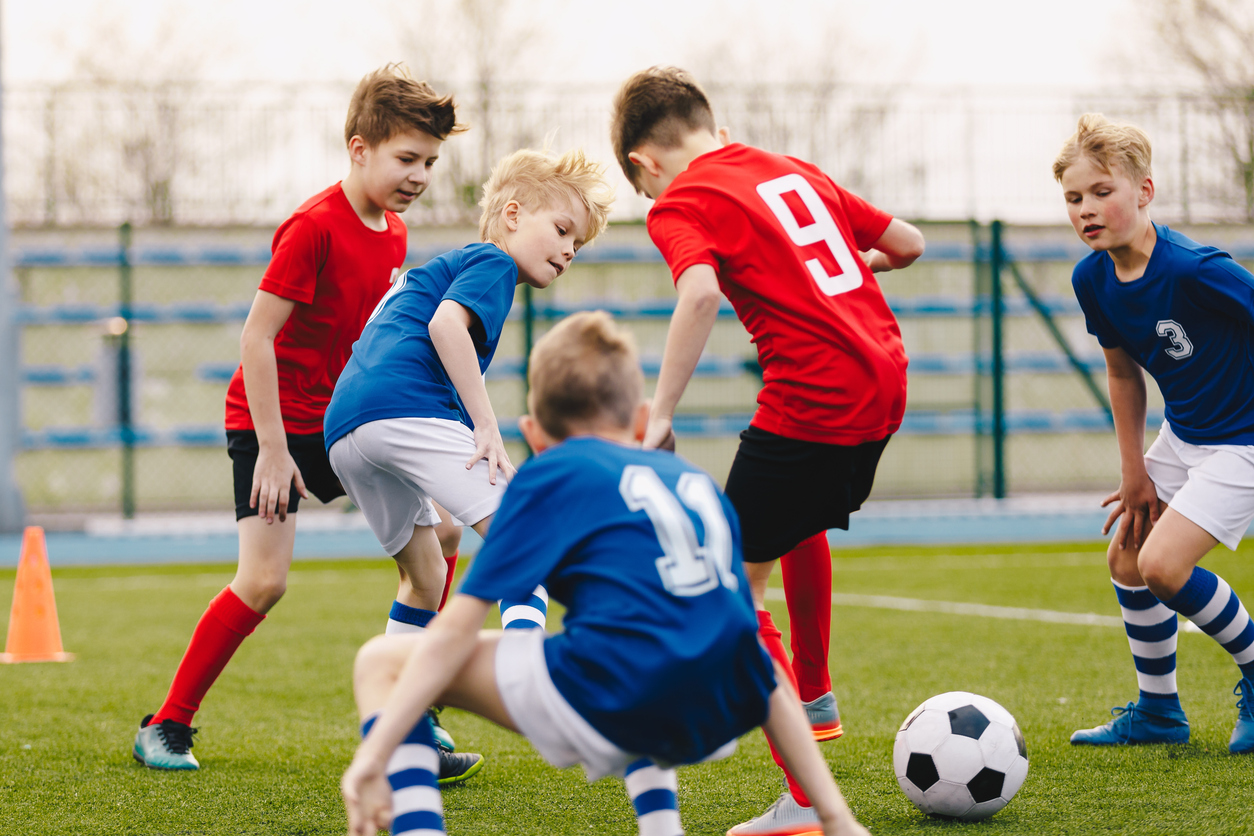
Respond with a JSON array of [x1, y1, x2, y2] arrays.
[[1146, 421, 1254, 550], [328, 417, 507, 555], [493, 630, 739, 781]]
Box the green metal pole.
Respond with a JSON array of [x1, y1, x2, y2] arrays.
[[970, 219, 987, 498], [521, 284, 534, 459], [118, 222, 135, 518], [990, 220, 1006, 499]]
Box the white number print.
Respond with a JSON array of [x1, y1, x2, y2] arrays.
[[619, 466, 739, 598], [1156, 319, 1194, 360], [365, 268, 407, 325], [756, 173, 863, 296]]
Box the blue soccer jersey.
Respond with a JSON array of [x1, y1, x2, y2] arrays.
[[459, 437, 776, 765], [324, 243, 518, 449], [1072, 224, 1254, 445]]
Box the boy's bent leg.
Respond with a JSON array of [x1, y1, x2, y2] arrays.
[[390, 524, 446, 627], [780, 533, 840, 740], [134, 516, 287, 770]]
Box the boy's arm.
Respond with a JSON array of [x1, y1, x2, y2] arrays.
[[860, 218, 926, 273], [645, 264, 723, 449], [761, 660, 869, 836], [429, 299, 515, 483], [1101, 345, 1161, 550], [239, 289, 308, 523], [342, 594, 493, 836]]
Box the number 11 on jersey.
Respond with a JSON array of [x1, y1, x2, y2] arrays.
[[757, 173, 863, 297]]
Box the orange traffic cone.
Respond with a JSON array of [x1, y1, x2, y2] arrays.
[[2, 526, 73, 663]]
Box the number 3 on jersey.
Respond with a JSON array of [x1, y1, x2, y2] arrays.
[[757, 173, 863, 296], [619, 465, 739, 597]]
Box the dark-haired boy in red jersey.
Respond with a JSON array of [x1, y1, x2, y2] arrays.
[[612, 66, 924, 835], [132, 65, 480, 783]]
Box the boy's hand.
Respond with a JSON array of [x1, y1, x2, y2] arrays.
[[468, 423, 516, 484], [1101, 472, 1163, 550], [251, 445, 309, 524], [642, 415, 676, 452], [341, 755, 392, 836]]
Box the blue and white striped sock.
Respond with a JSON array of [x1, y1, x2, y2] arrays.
[[387, 601, 437, 635], [362, 713, 445, 836], [1113, 580, 1181, 711], [500, 585, 548, 631], [624, 758, 682, 836], [1165, 567, 1254, 681]]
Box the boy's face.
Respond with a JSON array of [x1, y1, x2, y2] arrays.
[[502, 192, 591, 289], [1060, 156, 1153, 252], [353, 128, 443, 214]]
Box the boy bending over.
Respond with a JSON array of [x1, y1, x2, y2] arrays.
[[1057, 114, 1254, 753], [340, 311, 868, 836], [611, 66, 923, 834]]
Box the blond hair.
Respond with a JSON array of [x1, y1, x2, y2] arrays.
[[344, 63, 467, 147], [479, 149, 615, 244], [527, 311, 643, 441], [1053, 113, 1153, 184]]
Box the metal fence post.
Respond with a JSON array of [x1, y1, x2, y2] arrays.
[[990, 220, 1006, 499], [118, 222, 136, 518], [0, 26, 27, 531]]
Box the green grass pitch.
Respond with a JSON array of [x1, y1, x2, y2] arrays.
[[3, 541, 1254, 834]]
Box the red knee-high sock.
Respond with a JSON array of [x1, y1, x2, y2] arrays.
[[438, 552, 459, 612], [153, 586, 266, 727], [756, 609, 812, 808], [781, 532, 833, 703]]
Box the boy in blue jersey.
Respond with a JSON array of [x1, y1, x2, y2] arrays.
[[339, 311, 869, 836], [1055, 114, 1254, 753]]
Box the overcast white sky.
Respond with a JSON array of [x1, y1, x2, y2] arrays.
[[5, 0, 1151, 90]]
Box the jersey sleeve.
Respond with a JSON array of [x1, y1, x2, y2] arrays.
[[647, 196, 722, 285], [443, 247, 518, 344], [828, 180, 893, 251], [458, 458, 587, 603], [259, 213, 328, 305], [1071, 263, 1121, 349], [1187, 253, 1254, 327]]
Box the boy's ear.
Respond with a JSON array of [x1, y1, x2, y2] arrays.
[[519, 414, 553, 455], [627, 150, 663, 179], [502, 200, 522, 232], [348, 135, 369, 166], [1138, 176, 1155, 208], [717, 126, 732, 146]]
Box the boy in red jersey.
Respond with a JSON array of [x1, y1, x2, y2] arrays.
[[611, 67, 924, 835], [132, 65, 476, 779]]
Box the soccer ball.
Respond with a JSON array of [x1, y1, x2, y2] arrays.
[[893, 691, 1028, 821]]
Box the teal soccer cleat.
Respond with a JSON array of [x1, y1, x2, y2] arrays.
[[429, 706, 455, 752], [1070, 701, 1189, 746], [133, 715, 200, 770], [1230, 679, 1254, 754]]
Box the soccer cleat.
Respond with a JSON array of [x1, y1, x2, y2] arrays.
[[133, 714, 200, 770], [726, 791, 822, 836], [429, 706, 455, 752], [1069, 701, 1189, 746], [1230, 678, 1254, 754], [802, 692, 843, 741], [437, 749, 484, 786]]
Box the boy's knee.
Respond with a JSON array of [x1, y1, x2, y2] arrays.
[[234, 575, 287, 612], [1137, 547, 1188, 599], [354, 635, 403, 689], [436, 525, 462, 558], [1106, 540, 1141, 585]]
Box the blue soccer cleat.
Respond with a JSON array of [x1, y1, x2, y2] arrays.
[[429, 706, 455, 752], [1230, 678, 1254, 754], [1070, 701, 1189, 746]]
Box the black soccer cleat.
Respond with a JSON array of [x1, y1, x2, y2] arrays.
[[437, 748, 484, 785]]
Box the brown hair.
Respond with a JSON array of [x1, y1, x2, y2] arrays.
[[1053, 113, 1152, 184], [479, 148, 615, 245], [528, 311, 643, 440], [611, 66, 717, 191], [344, 63, 467, 148]]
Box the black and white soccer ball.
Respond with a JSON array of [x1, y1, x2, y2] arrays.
[[893, 691, 1028, 821]]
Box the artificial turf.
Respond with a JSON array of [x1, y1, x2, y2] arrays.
[[2, 542, 1253, 834]]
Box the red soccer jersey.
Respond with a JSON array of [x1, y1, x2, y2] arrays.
[[647, 143, 907, 445], [224, 183, 407, 435]]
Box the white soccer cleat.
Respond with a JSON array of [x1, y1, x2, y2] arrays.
[[726, 791, 822, 836]]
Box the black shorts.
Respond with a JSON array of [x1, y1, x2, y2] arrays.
[[227, 430, 346, 520], [724, 426, 890, 564]]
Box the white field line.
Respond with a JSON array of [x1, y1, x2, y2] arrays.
[[763, 588, 1203, 633]]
